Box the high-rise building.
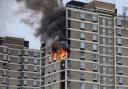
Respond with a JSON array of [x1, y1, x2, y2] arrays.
[[41, 0, 128, 89], [0, 37, 41, 89]]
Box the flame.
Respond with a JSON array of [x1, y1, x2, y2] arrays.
[[52, 51, 57, 61], [59, 48, 66, 61]]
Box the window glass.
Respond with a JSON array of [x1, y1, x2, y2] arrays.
[[34, 66, 38, 72], [92, 53, 97, 62], [118, 77, 123, 84], [117, 47, 122, 55], [80, 82, 85, 89], [93, 84, 97, 89], [80, 12, 85, 20], [92, 43, 97, 51], [93, 63, 97, 71], [80, 61, 85, 70], [92, 34, 97, 42], [80, 41, 85, 49], [117, 28, 122, 36], [80, 72, 85, 80], [80, 32, 85, 39], [92, 24, 98, 32], [24, 65, 28, 71], [92, 15, 97, 22], [117, 67, 123, 74], [80, 22, 85, 30], [93, 73, 97, 81], [80, 52, 85, 59], [117, 38, 122, 45]]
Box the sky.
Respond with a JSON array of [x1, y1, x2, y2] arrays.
[[0, 0, 128, 49]]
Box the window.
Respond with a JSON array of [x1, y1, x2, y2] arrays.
[[23, 80, 27, 86], [48, 75, 52, 83], [80, 52, 85, 59], [93, 63, 97, 72], [103, 57, 106, 63], [8, 56, 10, 62], [23, 72, 27, 78], [2, 78, 7, 84], [102, 38, 106, 44], [2, 63, 8, 69], [80, 82, 85, 89], [93, 73, 97, 82], [48, 65, 52, 73], [80, 22, 85, 30], [18, 50, 22, 56], [102, 19, 105, 26], [92, 53, 97, 62], [52, 84, 56, 89], [80, 41, 85, 49], [33, 73, 38, 79], [117, 86, 122, 89], [3, 47, 8, 53], [23, 49, 28, 56], [2, 70, 7, 76], [117, 67, 123, 75], [103, 67, 106, 74], [34, 51, 38, 57], [93, 84, 97, 89], [34, 58, 38, 65], [80, 32, 85, 40], [102, 28, 106, 35], [92, 15, 97, 22], [18, 72, 22, 78], [80, 72, 85, 80], [118, 77, 123, 85], [103, 77, 106, 84], [18, 65, 22, 71], [34, 66, 38, 72], [80, 12, 85, 20], [23, 57, 28, 63], [53, 74, 56, 82], [117, 38, 122, 45], [117, 28, 122, 36], [3, 55, 8, 61], [92, 24, 98, 32], [117, 47, 122, 55], [117, 57, 122, 65], [103, 47, 106, 54], [53, 63, 57, 72], [92, 34, 97, 42], [33, 81, 38, 87], [18, 58, 22, 64], [2, 86, 8, 89], [17, 80, 22, 86], [24, 65, 28, 71], [67, 60, 71, 69], [80, 61, 85, 70], [92, 43, 97, 51], [116, 18, 122, 26]]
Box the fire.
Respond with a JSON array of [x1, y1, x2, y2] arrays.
[[52, 47, 67, 62], [59, 48, 66, 61], [52, 51, 57, 61]]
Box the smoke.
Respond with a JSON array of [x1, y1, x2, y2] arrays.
[[16, 0, 66, 46]]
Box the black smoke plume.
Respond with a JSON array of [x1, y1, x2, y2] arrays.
[[16, 0, 66, 45]]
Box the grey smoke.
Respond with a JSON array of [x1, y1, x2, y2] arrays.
[[16, 0, 66, 45]]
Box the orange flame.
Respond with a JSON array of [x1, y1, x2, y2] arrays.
[[52, 51, 57, 61], [60, 48, 66, 61]]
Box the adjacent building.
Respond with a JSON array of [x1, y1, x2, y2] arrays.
[[41, 1, 128, 89], [0, 37, 41, 89]]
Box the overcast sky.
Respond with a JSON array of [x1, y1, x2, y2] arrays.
[[0, 0, 128, 49]]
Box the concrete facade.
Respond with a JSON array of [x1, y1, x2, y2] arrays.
[[0, 37, 41, 89], [41, 1, 128, 89]]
